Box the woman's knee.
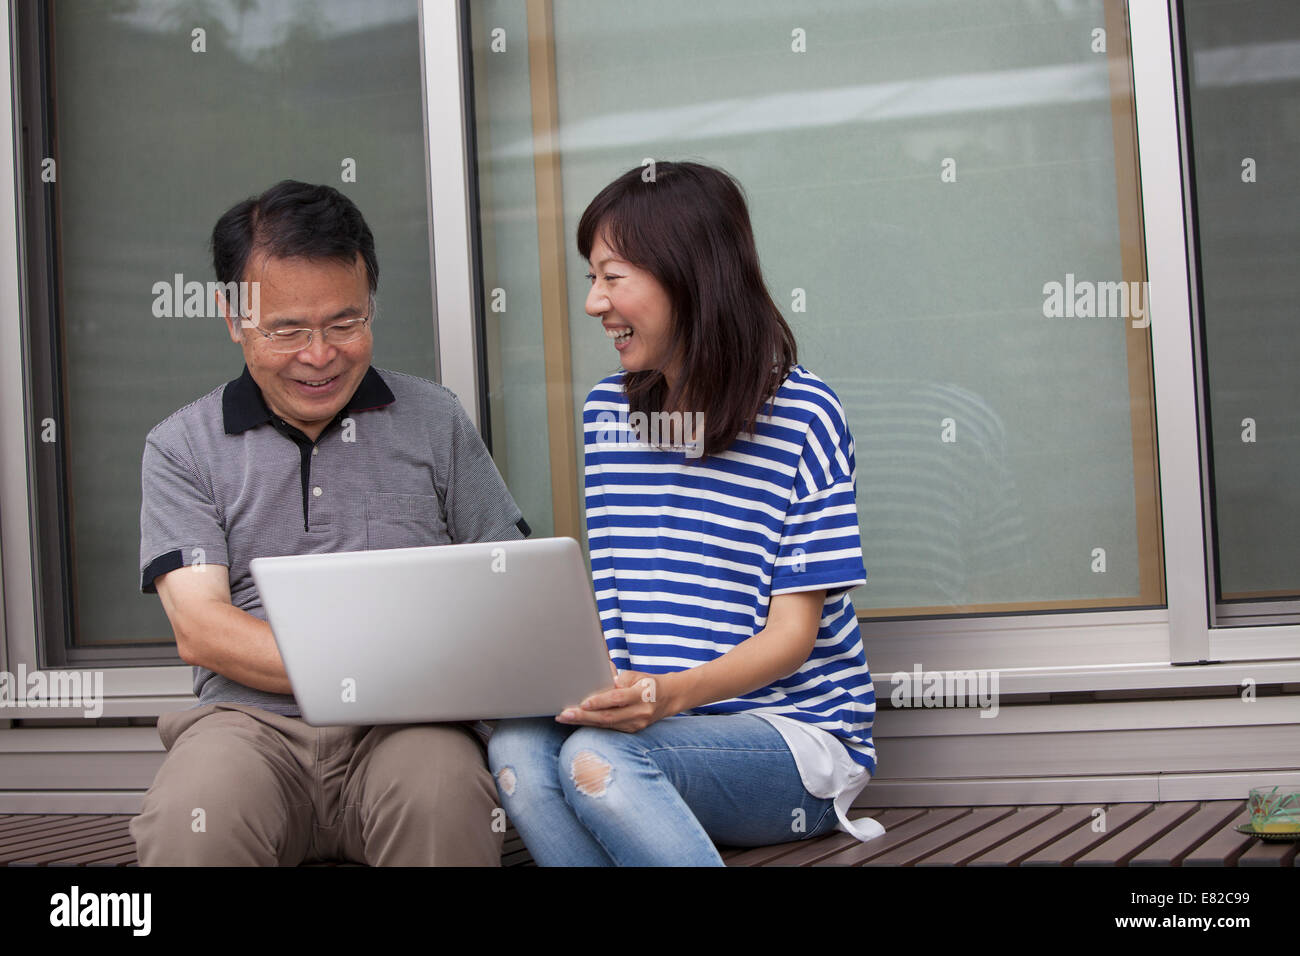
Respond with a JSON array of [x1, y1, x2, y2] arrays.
[[487, 717, 556, 766], [557, 727, 643, 801], [487, 717, 569, 798]]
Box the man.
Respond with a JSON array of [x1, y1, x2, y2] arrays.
[[130, 181, 527, 865]]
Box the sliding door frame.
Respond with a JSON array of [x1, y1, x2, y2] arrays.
[[1, 1, 1296, 727], [427, 0, 1300, 683]]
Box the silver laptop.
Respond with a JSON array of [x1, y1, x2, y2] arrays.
[[249, 537, 614, 726]]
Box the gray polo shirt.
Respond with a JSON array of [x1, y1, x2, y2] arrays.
[[139, 365, 529, 715]]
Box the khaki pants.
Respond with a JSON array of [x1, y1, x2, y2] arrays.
[[129, 703, 502, 866]]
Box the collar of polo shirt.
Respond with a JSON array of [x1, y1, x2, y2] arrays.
[[221, 364, 395, 437]]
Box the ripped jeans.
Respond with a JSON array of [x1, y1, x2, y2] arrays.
[[486, 713, 838, 866]]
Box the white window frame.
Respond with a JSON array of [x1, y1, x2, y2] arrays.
[[1, 0, 1297, 724], [420, 0, 1300, 691]]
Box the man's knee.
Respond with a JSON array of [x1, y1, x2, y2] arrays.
[[352, 723, 501, 865], [361, 723, 495, 809], [133, 714, 304, 865]]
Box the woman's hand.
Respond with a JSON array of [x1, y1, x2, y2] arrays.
[[556, 669, 681, 733], [559, 589, 826, 733]]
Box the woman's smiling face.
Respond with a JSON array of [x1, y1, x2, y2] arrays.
[[585, 231, 681, 388]]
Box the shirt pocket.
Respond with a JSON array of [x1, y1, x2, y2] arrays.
[[365, 492, 450, 550]]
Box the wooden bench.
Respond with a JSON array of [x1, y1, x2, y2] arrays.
[[3, 800, 1295, 866]]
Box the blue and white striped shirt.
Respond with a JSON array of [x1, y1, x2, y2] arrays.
[[583, 365, 877, 773]]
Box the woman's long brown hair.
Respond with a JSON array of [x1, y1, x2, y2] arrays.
[[578, 162, 798, 459]]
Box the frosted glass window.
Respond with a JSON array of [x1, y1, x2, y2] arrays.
[[1182, 0, 1300, 616], [24, 0, 435, 651], [471, 0, 1163, 618]]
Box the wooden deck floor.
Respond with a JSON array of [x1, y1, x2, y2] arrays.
[[2, 801, 1296, 866]]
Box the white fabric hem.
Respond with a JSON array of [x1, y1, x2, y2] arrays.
[[754, 712, 886, 844]]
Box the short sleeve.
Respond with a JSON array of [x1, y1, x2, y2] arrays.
[[771, 392, 867, 597], [139, 426, 230, 593], [444, 395, 528, 543]]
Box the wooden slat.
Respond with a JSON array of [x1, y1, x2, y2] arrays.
[[1182, 807, 1257, 867], [20, 827, 137, 865], [917, 806, 1059, 866], [1129, 800, 1243, 866], [0, 814, 70, 836], [816, 807, 974, 865], [499, 825, 532, 865], [0, 817, 127, 858], [1020, 802, 1152, 866], [968, 804, 1098, 866], [0, 822, 131, 863], [1237, 836, 1298, 867], [717, 811, 920, 863], [0, 813, 102, 835], [867, 807, 1017, 866], [763, 808, 930, 867], [763, 832, 862, 866], [6, 816, 132, 856], [1074, 801, 1200, 866], [866, 807, 931, 828], [84, 847, 142, 867], [0, 815, 130, 844], [5, 805, 1280, 866], [723, 840, 807, 867], [49, 840, 139, 866]]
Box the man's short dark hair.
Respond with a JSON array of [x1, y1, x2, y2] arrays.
[[211, 180, 378, 315]]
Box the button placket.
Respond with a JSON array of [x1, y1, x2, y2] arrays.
[[309, 440, 324, 521]]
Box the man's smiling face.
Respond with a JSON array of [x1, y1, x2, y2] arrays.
[[227, 252, 373, 441]]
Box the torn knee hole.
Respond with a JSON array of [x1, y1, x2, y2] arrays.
[[496, 766, 517, 797], [570, 749, 612, 797]]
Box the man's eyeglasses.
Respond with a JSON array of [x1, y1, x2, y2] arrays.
[[247, 308, 373, 354]]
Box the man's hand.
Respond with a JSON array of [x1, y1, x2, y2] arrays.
[[556, 668, 681, 733], [155, 564, 293, 696]]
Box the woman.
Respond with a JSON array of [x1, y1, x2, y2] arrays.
[[487, 161, 882, 865]]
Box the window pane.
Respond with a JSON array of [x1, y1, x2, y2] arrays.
[[471, 0, 1163, 618], [25, 0, 434, 651], [1181, 0, 1300, 617], [471, 0, 555, 537]]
